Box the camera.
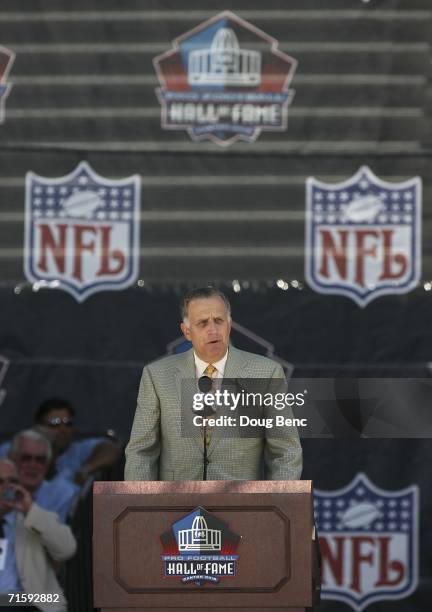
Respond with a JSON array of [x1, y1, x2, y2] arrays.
[[2, 486, 17, 503]]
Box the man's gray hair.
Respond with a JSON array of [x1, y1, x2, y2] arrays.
[[180, 287, 231, 323], [11, 429, 52, 461]]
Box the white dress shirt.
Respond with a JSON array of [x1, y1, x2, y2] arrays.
[[193, 351, 228, 379]]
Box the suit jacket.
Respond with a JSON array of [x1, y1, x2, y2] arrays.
[[125, 347, 302, 481], [15, 503, 77, 612]]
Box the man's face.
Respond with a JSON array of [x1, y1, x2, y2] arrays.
[[0, 461, 19, 513], [181, 296, 231, 363], [39, 408, 74, 452], [14, 439, 49, 493]]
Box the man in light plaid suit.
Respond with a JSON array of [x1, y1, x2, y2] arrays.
[[124, 287, 302, 481]]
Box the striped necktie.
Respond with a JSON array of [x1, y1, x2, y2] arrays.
[[203, 364, 216, 379], [202, 364, 216, 446]]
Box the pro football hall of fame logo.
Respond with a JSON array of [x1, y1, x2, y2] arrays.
[[305, 167, 422, 307], [315, 473, 419, 610], [160, 507, 241, 585], [24, 162, 141, 301], [153, 10, 297, 146], [0, 45, 15, 123]]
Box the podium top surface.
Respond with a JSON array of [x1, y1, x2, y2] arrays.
[[94, 480, 311, 495]]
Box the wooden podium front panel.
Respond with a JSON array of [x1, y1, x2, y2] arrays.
[[93, 481, 312, 610]]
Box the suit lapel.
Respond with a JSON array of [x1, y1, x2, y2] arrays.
[[174, 348, 195, 399], [14, 512, 26, 576], [174, 349, 204, 453], [223, 345, 248, 379]]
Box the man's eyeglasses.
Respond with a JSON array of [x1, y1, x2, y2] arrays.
[[18, 454, 48, 465], [46, 417, 74, 428], [0, 477, 19, 485]]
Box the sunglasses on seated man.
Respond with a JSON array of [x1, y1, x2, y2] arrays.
[[0, 476, 19, 485], [17, 453, 49, 465], [46, 417, 74, 427]]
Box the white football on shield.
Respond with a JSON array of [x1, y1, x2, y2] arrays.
[[342, 195, 384, 222], [340, 502, 381, 528], [62, 190, 102, 218]]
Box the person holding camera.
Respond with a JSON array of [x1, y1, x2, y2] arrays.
[[0, 458, 76, 611], [7, 430, 78, 523]]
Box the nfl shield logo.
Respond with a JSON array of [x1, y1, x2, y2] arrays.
[[24, 162, 140, 301], [315, 473, 419, 610], [305, 167, 422, 306]]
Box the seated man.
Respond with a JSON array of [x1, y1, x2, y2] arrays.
[[35, 398, 122, 484], [0, 398, 122, 485], [0, 458, 76, 611], [9, 430, 78, 523]]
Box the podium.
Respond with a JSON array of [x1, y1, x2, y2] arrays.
[[93, 480, 318, 612]]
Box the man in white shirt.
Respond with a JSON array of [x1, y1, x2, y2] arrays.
[[125, 287, 302, 481]]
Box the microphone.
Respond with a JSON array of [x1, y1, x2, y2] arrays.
[[196, 375, 214, 481], [197, 376, 216, 417], [198, 375, 212, 393]]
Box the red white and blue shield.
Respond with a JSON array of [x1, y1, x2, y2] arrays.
[[305, 167, 421, 306], [315, 473, 419, 610], [153, 10, 297, 146], [24, 162, 140, 302]]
